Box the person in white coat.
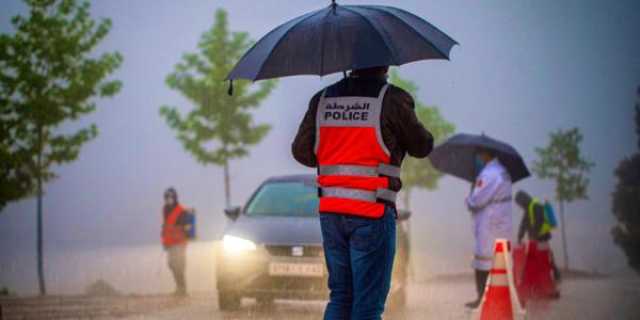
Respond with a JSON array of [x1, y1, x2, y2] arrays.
[[464, 149, 513, 309]]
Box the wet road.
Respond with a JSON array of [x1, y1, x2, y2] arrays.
[[2, 277, 638, 319], [124, 277, 639, 320]]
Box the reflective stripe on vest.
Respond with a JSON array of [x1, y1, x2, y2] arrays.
[[321, 186, 398, 203], [319, 163, 400, 178], [528, 198, 552, 237], [314, 84, 394, 218], [162, 204, 187, 246]]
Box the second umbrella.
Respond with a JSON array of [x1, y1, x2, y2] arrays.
[[429, 133, 530, 183]]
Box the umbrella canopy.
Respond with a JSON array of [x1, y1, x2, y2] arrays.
[[227, 1, 458, 82], [429, 133, 531, 183]]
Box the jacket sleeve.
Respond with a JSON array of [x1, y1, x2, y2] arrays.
[[291, 92, 321, 168], [466, 171, 499, 213], [387, 87, 434, 158]]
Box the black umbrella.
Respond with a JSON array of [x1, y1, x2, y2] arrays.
[[429, 133, 531, 183], [227, 1, 458, 85]]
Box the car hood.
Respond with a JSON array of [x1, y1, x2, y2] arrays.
[[224, 215, 322, 245]]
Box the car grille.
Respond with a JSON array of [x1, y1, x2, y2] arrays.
[[265, 245, 324, 257]]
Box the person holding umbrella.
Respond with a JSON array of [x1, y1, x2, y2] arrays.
[[226, 2, 458, 318], [464, 148, 513, 308], [429, 133, 530, 309], [293, 65, 433, 318]]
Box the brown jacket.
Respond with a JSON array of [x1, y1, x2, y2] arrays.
[[291, 74, 434, 191]]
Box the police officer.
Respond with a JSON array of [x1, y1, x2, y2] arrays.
[[465, 149, 513, 309], [292, 66, 433, 319]]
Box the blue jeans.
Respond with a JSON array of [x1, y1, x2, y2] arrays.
[[320, 206, 396, 320]]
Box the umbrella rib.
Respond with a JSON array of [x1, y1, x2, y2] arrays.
[[377, 6, 458, 46], [370, 6, 452, 61], [318, 9, 333, 76], [341, 6, 399, 66], [251, 8, 327, 81]]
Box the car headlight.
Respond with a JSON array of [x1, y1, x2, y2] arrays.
[[223, 235, 257, 254]]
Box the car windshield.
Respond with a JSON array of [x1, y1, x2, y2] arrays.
[[245, 181, 319, 217]]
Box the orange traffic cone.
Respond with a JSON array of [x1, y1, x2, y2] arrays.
[[472, 239, 526, 320], [520, 241, 559, 301]]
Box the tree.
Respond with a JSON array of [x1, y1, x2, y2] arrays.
[[532, 127, 594, 270], [0, 0, 122, 295], [388, 69, 455, 210], [160, 9, 276, 208], [611, 87, 640, 274]]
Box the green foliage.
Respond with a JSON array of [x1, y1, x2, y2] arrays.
[[159, 9, 276, 167], [533, 127, 594, 270], [611, 90, 640, 274], [0, 286, 10, 296], [0, 0, 122, 210], [532, 127, 594, 203], [388, 69, 455, 209]]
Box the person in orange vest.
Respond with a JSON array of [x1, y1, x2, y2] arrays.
[[161, 187, 193, 297], [292, 66, 433, 319]]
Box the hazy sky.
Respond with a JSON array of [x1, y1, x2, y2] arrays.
[[1, 0, 639, 294]]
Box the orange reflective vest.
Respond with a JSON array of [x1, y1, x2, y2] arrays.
[[314, 84, 399, 218], [162, 204, 187, 247]]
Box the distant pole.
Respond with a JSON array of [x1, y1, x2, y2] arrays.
[[559, 201, 569, 271], [36, 126, 46, 296], [37, 178, 46, 295]]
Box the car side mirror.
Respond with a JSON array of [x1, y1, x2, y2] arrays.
[[397, 209, 411, 221], [224, 206, 241, 221]]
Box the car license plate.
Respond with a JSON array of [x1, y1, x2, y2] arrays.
[[269, 262, 324, 277]]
